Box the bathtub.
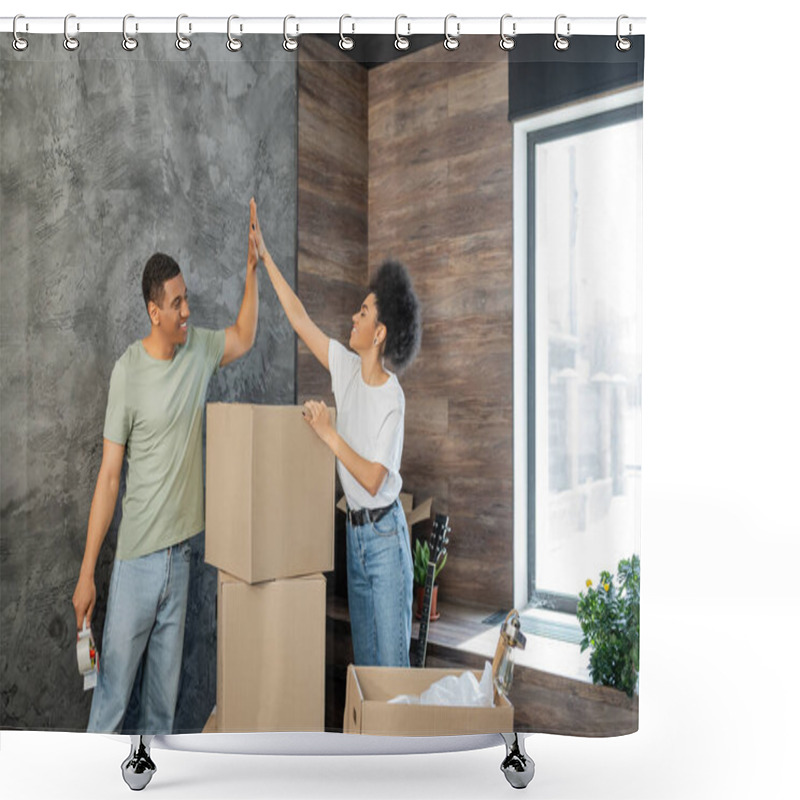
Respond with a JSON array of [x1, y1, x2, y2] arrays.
[[118, 731, 534, 791]]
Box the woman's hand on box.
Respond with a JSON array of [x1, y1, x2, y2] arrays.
[[302, 400, 333, 443], [303, 401, 388, 496]]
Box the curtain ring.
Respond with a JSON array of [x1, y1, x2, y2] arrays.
[[500, 14, 516, 51], [122, 14, 138, 51], [176, 14, 192, 51], [616, 15, 632, 51], [63, 14, 80, 52], [227, 15, 243, 52], [12, 15, 29, 52], [339, 15, 355, 51], [443, 14, 460, 51], [283, 15, 299, 51], [394, 15, 410, 51], [554, 14, 570, 51]]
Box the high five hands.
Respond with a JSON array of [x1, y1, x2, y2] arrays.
[[248, 198, 259, 271], [250, 199, 273, 269]]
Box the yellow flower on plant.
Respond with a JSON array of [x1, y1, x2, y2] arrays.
[[586, 579, 592, 587], [603, 583, 610, 592]]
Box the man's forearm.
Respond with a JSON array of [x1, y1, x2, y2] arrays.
[[79, 472, 120, 578], [233, 262, 259, 351]]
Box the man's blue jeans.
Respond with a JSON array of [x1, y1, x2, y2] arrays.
[[346, 500, 413, 666], [87, 540, 191, 734]]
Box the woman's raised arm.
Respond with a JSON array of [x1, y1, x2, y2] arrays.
[[254, 205, 330, 371]]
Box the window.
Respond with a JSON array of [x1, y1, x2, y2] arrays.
[[513, 88, 643, 614]]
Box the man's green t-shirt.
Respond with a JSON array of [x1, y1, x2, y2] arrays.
[[103, 326, 226, 561]]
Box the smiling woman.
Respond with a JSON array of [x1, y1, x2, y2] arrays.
[[254, 204, 421, 668]]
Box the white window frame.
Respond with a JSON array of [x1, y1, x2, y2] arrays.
[[512, 85, 645, 610]]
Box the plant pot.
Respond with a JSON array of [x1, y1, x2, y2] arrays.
[[415, 584, 440, 621]]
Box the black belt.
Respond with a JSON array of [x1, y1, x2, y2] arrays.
[[346, 500, 397, 527]]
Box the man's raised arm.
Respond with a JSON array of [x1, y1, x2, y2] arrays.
[[220, 198, 260, 367]]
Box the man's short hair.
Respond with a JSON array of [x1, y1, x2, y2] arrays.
[[142, 253, 181, 311]]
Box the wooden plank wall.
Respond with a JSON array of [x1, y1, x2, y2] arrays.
[[368, 38, 515, 609], [297, 37, 369, 406]]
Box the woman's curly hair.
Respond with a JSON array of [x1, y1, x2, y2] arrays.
[[370, 259, 421, 371]]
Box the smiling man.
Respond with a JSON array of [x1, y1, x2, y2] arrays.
[[72, 199, 261, 737]]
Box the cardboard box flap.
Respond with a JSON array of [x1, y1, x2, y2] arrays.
[[406, 497, 433, 528], [217, 569, 325, 588]]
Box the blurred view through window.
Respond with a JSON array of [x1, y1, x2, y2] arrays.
[[528, 105, 642, 610]]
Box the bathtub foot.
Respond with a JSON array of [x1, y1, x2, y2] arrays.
[[500, 732, 535, 789], [121, 735, 157, 791]]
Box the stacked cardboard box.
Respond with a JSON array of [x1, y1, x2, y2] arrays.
[[216, 570, 326, 732], [204, 403, 335, 733], [205, 404, 335, 583]]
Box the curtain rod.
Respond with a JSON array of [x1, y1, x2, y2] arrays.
[[1, 16, 646, 37]]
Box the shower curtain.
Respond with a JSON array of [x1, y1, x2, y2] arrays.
[[0, 28, 644, 739]]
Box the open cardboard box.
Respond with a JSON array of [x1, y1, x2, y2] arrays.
[[343, 665, 514, 736], [336, 492, 433, 531], [205, 403, 336, 584]]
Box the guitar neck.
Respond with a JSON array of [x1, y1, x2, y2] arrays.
[[414, 562, 437, 668]]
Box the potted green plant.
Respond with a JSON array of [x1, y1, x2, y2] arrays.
[[413, 538, 447, 621], [576, 554, 640, 698]]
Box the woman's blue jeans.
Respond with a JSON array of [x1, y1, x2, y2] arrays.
[[346, 499, 413, 666], [87, 540, 191, 734]]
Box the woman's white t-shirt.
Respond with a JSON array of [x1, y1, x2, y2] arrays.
[[328, 339, 404, 511]]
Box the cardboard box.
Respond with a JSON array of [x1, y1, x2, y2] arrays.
[[217, 571, 326, 733], [202, 708, 216, 733], [336, 492, 433, 531], [205, 403, 335, 584], [343, 665, 514, 736]]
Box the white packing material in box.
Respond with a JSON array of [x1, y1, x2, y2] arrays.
[[388, 662, 495, 707]]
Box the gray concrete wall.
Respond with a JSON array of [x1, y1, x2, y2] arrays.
[[0, 34, 298, 731]]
